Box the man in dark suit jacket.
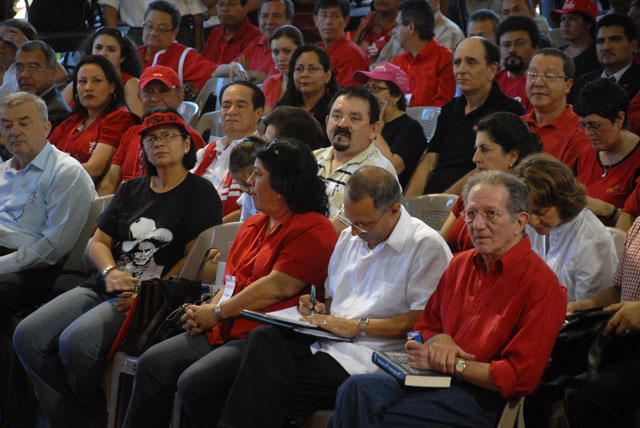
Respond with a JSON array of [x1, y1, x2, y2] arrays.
[[571, 13, 640, 103], [15, 40, 70, 131]]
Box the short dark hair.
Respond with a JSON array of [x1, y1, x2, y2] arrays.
[[256, 137, 330, 215], [0, 19, 38, 40], [264, 106, 326, 150], [497, 15, 540, 47], [478, 37, 501, 64], [17, 40, 56, 69], [219, 80, 266, 110], [468, 9, 500, 39], [141, 107, 196, 175], [83, 27, 143, 78], [597, 12, 637, 42], [575, 78, 629, 128], [145, 1, 181, 29], [314, 0, 350, 18], [280, 44, 338, 108], [513, 153, 587, 221], [258, 0, 294, 20], [72, 55, 126, 118], [476, 112, 543, 166], [346, 166, 401, 213], [532, 47, 575, 78], [398, 0, 435, 41], [268, 24, 303, 47], [385, 80, 408, 111], [229, 136, 267, 175], [329, 86, 380, 125]]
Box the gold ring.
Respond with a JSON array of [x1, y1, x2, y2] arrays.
[[410, 355, 415, 362], [323, 320, 327, 325]]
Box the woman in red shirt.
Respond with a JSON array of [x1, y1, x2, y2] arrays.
[[262, 25, 303, 114], [63, 27, 144, 117], [51, 55, 137, 186]]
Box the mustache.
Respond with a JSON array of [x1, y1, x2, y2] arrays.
[[506, 53, 522, 62], [334, 127, 351, 138]]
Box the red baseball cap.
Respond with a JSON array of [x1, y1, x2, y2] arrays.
[[353, 62, 411, 95], [139, 65, 181, 89], [551, 0, 598, 23], [138, 111, 188, 136]]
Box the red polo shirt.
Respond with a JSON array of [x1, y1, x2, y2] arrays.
[[522, 105, 590, 169], [203, 18, 261, 65], [392, 38, 455, 107], [318, 36, 369, 87], [262, 73, 284, 108], [234, 36, 277, 74], [496, 70, 532, 113], [139, 42, 218, 90], [112, 124, 206, 184]]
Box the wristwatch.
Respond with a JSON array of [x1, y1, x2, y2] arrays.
[[455, 357, 466, 381], [214, 303, 223, 320], [101, 265, 117, 278], [359, 318, 369, 337]]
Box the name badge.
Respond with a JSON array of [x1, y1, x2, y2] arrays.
[[220, 275, 236, 303]]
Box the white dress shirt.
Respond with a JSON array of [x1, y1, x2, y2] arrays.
[[0, 143, 95, 274], [98, 0, 206, 26], [527, 208, 618, 302], [310, 207, 453, 375], [192, 138, 240, 192]]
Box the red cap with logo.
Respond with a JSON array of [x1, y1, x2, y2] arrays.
[[551, 0, 598, 23], [139, 65, 181, 89], [352, 62, 411, 94], [138, 111, 188, 135]]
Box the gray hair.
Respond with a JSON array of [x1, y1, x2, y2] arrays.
[[0, 92, 48, 122], [17, 40, 57, 69], [462, 170, 530, 219], [345, 166, 401, 213]]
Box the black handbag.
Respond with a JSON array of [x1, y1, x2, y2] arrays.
[[109, 278, 202, 357]]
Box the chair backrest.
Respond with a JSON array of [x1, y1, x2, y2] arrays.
[[179, 221, 243, 281], [548, 28, 566, 48], [177, 101, 200, 127], [402, 193, 458, 231], [406, 106, 441, 142], [606, 226, 627, 259], [62, 194, 114, 271], [195, 111, 225, 142], [195, 76, 232, 115]]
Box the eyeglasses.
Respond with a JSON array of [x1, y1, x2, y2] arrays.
[[141, 87, 177, 98], [336, 212, 385, 234], [15, 63, 46, 74], [577, 121, 604, 132], [293, 64, 323, 74], [142, 22, 174, 33], [141, 132, 183, 147], [499, 40, 530, 49], [462, 209, 503, 224], [267, 139, 280, 156], [363, 83, 389, 93], [216, 1, 241, 7], [524, 72, 569, 83]]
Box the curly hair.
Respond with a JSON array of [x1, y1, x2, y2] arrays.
[[82, 27, 143, 78], [71, 55, 126, 118], [475, 112, 543, 166], [256, 137, 330, 215], [574, 78, 629, 128], [513, 153, 587, 221]]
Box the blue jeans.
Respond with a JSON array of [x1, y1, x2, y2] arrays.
[[121, 332, 247, 428], [13, 286, 126, 428], [329, 373, 505, 428]]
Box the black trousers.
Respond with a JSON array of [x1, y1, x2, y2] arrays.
[[0, 265, 63, 320], [218, 325, 350, 428]]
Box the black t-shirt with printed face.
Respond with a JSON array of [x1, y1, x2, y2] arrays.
[[97, 173, 222, 280]]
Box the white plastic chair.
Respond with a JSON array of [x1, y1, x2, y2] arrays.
[[406, 106, 441, 142], [606, 226, 627, 259], [195, 110, 225, 142], [402, 193, 458, 231], [195, 76, 232, 115], [177, 101, 200, 128]]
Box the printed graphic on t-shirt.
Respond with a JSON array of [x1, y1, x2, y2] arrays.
[[117, 217, 173, 280]]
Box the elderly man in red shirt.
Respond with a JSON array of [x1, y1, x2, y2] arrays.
[[314, 0, 369, 87], [391, 0, 456, 107], [523, 48, 590, 169], [330, 170, 567, 428]]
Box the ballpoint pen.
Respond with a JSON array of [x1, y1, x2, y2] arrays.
[[310, 285, 316, 315]]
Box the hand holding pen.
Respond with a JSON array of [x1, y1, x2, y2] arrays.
[[297, 288, 325, 317]]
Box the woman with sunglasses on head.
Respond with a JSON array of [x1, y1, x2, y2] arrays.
[[49, 55, 138, 187], [514, 153, 618, 303], [440, 112, 542, 253], [353, 62, 426, 188], [120, 137, 338, 428], [262, 25, 303, 114], [14, 108, 223, 428], [276, 44, 339, 131], [63, 26, 144, 117], [573, 78, 640, 228]]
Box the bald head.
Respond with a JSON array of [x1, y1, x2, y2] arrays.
[[346, 166, 401, 213]]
